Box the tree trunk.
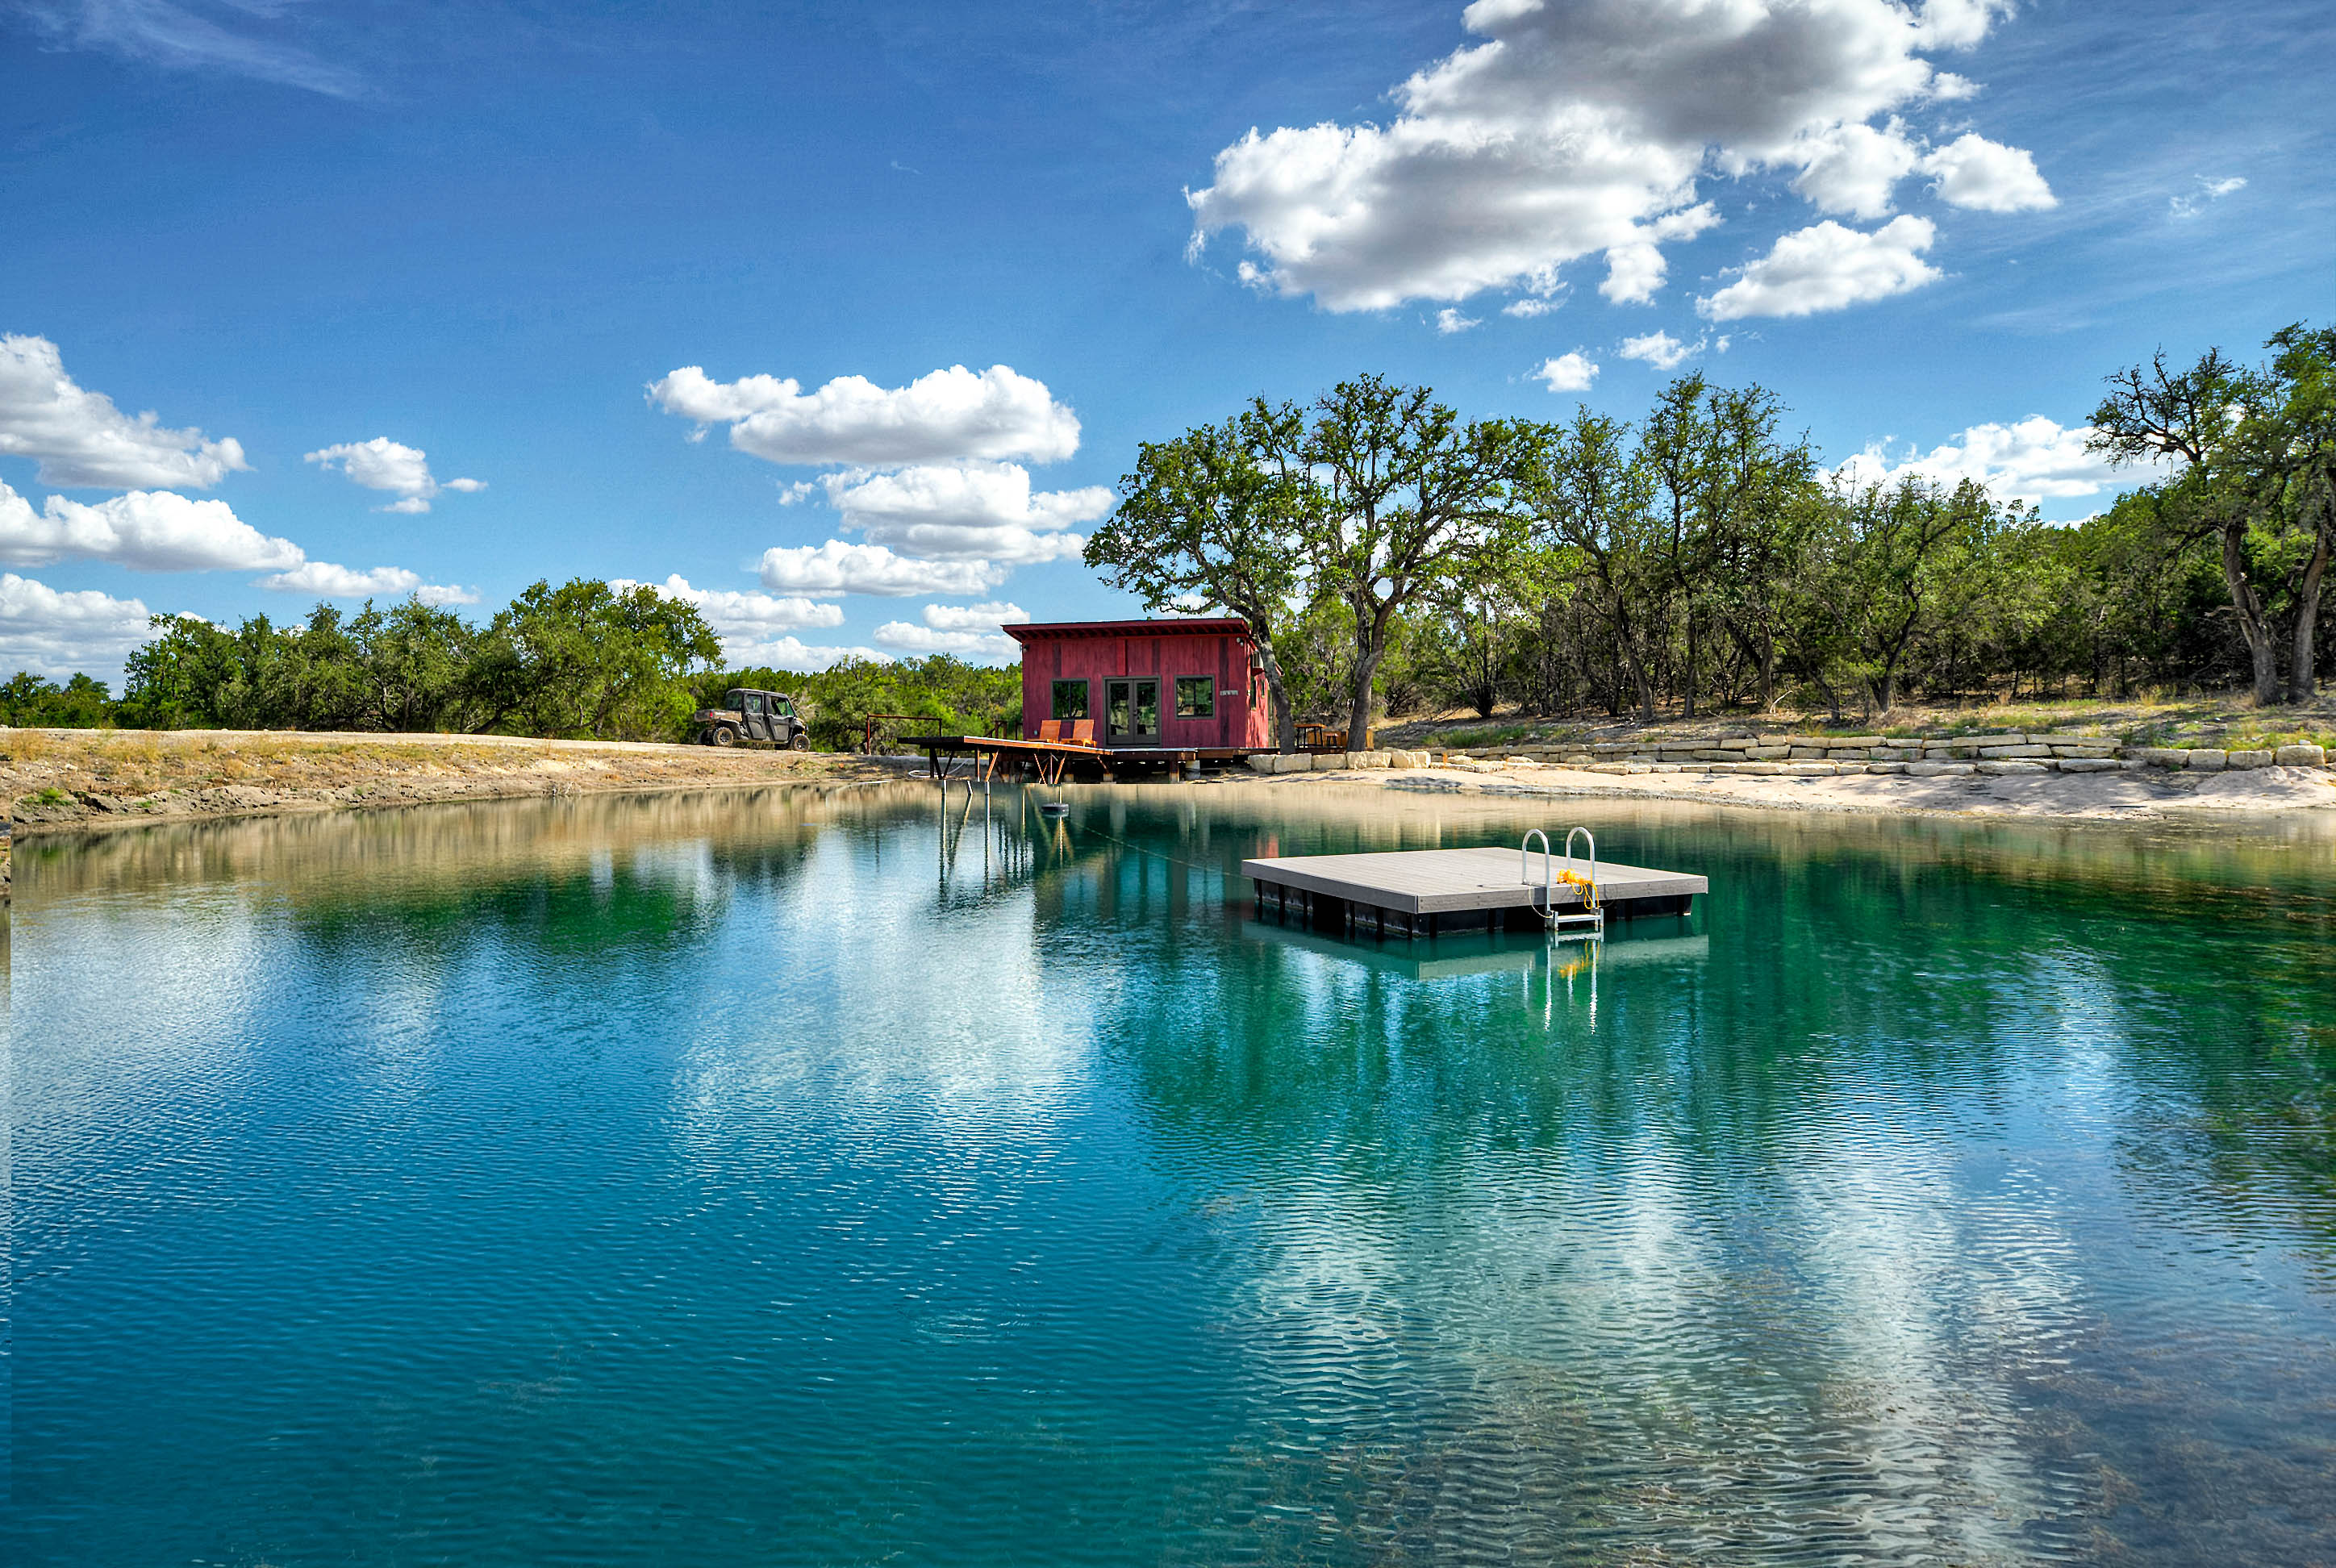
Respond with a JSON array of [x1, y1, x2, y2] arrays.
[[1254, 640, 1298, 753], [2221, 520, 2282, 703], [1348, 644, 1381, 750], [1683, 610, 1698, 719], [2288, 516, 2330, 703]]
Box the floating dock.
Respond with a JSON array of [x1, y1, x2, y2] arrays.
[[1241, 844, 1706, 938]]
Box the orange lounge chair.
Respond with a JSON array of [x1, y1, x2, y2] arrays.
[[1037, 719, 1063, 741]]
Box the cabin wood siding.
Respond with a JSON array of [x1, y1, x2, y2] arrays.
[[1015, 622, 1269, 748]]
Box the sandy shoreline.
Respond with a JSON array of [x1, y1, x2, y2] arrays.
[[1298, 758, 2336, 821], [6, 727, 2334, 840]]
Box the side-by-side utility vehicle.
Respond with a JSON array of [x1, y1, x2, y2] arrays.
[[695, 688, 809, 749]]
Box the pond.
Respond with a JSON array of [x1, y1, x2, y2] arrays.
[[9, 782, 2336, 1566]]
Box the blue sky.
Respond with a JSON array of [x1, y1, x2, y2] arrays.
[[3, 0, 2330, 682]]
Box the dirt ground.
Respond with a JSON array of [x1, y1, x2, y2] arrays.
[[6, 725, 2333, 842], [1304, 757, 2336, 822], [1, 728, 899, 836]]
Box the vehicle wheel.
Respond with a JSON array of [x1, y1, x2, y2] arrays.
[[789, 732, 810, 752], [711, 725, 738, 747]]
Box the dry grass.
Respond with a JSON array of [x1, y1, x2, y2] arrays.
[[1384, 690, 2336, 750], [3, 728, 878, 833]]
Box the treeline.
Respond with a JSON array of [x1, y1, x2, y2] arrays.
[[687, 660, 1020, 751], [0, 578, 1019, 746], [1090, 323, 2334, 740]]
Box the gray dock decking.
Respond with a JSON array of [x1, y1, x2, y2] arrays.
[[1241, 845, 1706, 936]]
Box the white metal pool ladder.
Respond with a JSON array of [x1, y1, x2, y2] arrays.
[[1521, 826, 1604, 939]]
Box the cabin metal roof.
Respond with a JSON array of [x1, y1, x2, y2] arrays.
[[1005, 618, 1251, 642]]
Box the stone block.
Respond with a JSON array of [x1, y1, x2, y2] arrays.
[[2187, 749, 2228, 771], [1736, 762, 1784, 775], [1355, 750, 1392, 769], [1979, 744, 2050, 758], [1831, 749, 1873, 762], [1694, 749, 1740, 762], [2276, 743, 2327, 766], [2130, 748, 2184, 767], [2226, 749, 2271, 769], [2050, 744, 2119, 758], [1978, 760, 2048, 774], [1824, 736, 1887, 749], [1650, 763, 1680, 774], [1907, 762, 1974, 777], [1865, 762, 1907, 774], [1246, 754, 1276, 774], [1746, 745, 1792, 761], [1870, 748, 1916, 761], [1783, 761, 1838, 775], [2057, 758, 2121, 774], [1787, 745, 1826, 759]]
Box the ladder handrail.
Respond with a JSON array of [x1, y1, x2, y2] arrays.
[[1564, 826, 1597, 909], [1520, 828, 1554, 918]]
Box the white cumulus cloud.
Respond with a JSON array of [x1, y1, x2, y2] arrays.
[[1916, 133, 2054, 212], [1503, 296, 1564, 319], [611, 573, 848, 638], [819, 461, 1106, 565], [2, 477, 454, 598], [1833, 415, 2145, 507], [306, 437, 483, 514], [1533, 352, 1600, 393], [649, 363, 1081, 466], [725, 636, 893, 671], [254, 562, 420, 597], [870, 621, 1021, 662], [252, 562, 473, 601], [0, 334, 249, 490], [919, 601, 1029, 632], [1616, 330, 1704, 369], [1435, 308, 1482, 334], [0, 571, 153, 681], [757, 540, 1008, 598], [1186, 0, 2031, 313], [1699, 215, 1939, 319], [1789, 121, 1923, 219], [0, 479, 302, 571]]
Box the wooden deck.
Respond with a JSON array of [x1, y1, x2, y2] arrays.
[[1241, 844, 1707, 937], [909, 734, 1268, 784]]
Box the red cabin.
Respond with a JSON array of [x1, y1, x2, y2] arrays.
[[1007, 618, 1273, 752]]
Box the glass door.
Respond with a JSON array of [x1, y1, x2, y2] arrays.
[[1104, 679, 1159, 744]]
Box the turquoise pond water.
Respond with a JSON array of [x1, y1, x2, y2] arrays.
[[8, 781, 2336, 1566]]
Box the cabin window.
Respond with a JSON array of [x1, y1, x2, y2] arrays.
[[1174, 676, 1215, 718], [1050, 679, 1090, 719]]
